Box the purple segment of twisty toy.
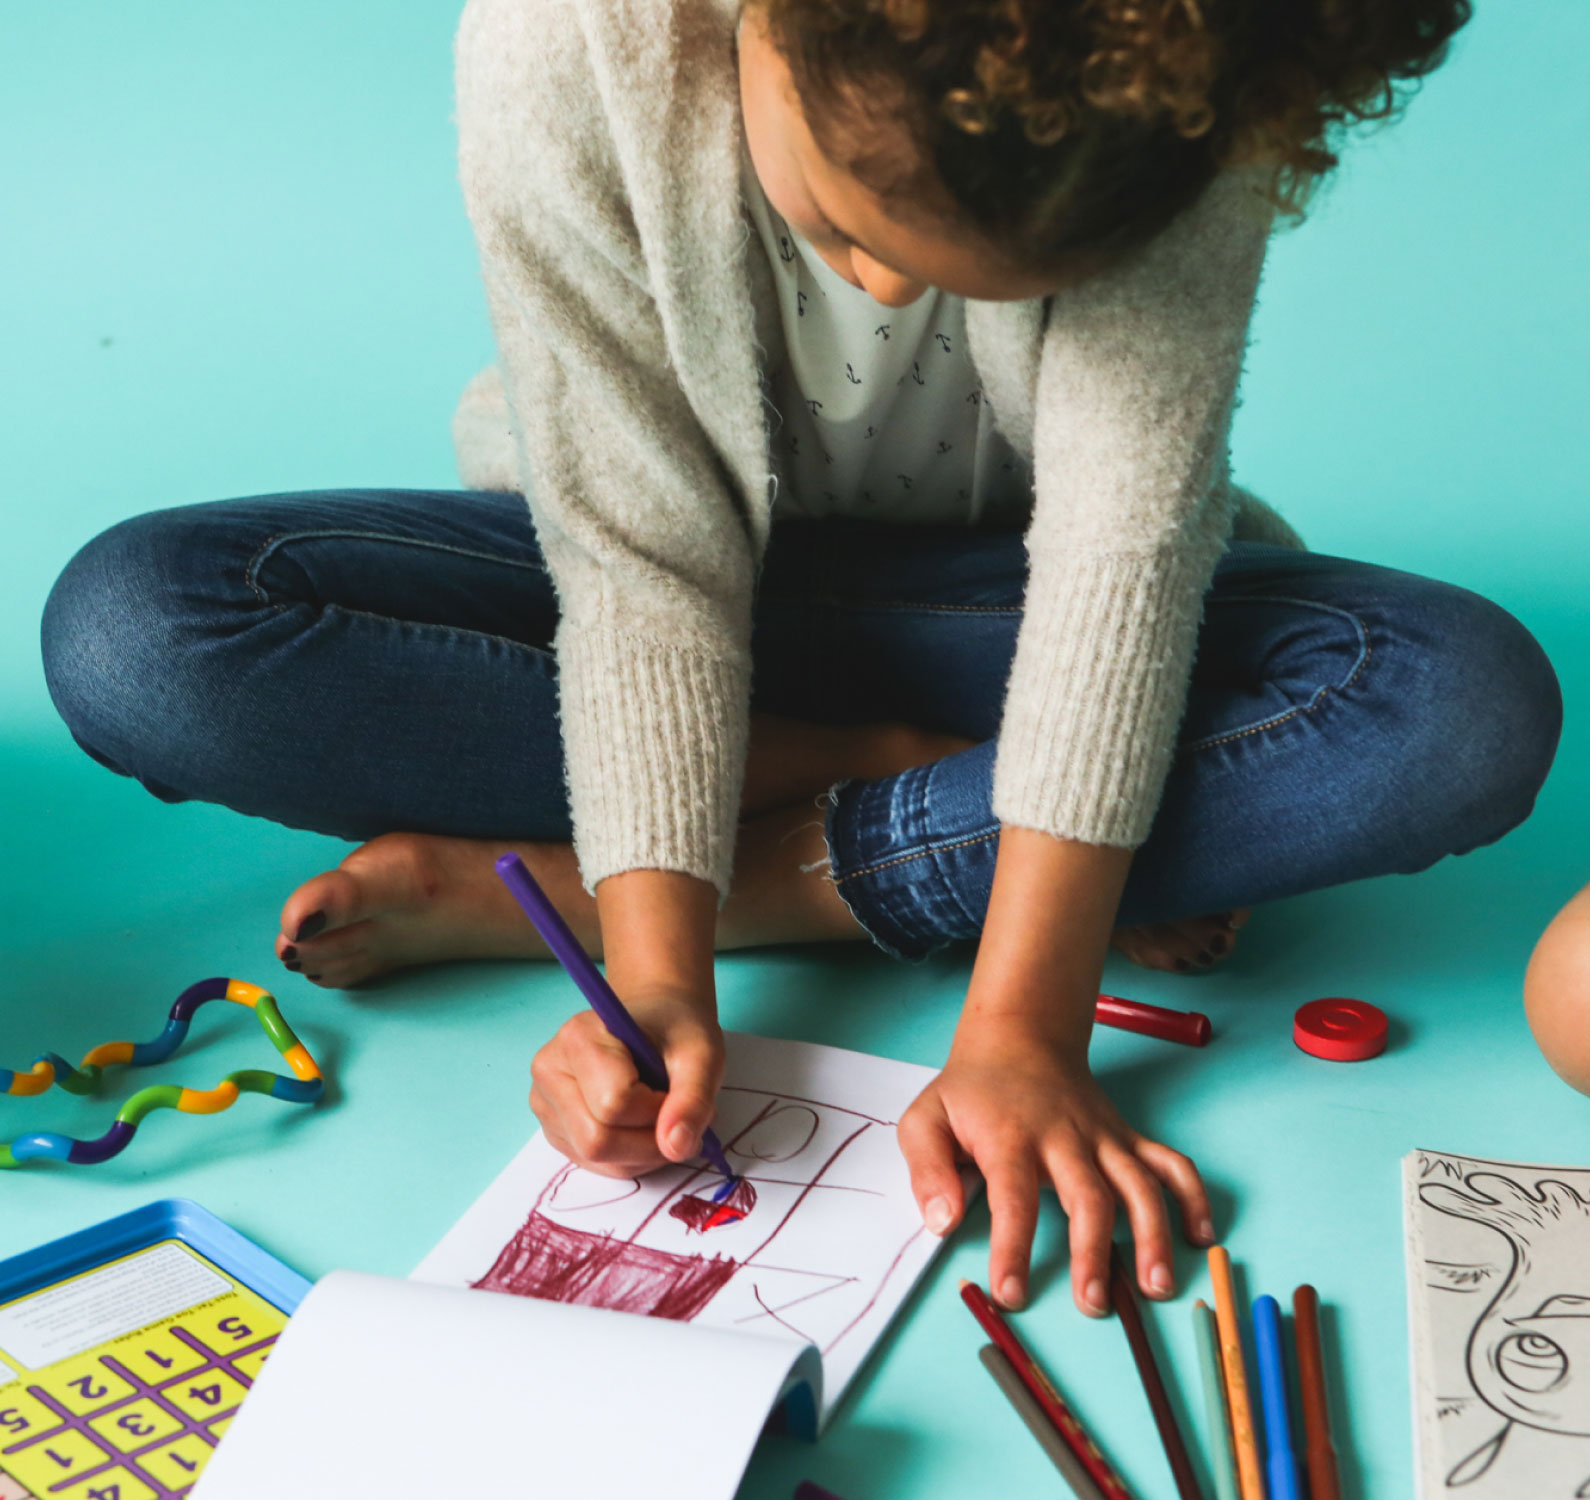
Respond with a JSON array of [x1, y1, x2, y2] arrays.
[[68, 1120, 137, 1165], [794, 1484, 852, 1500], [495, 853, 738, 1192]]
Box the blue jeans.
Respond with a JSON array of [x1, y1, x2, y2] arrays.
[[41, 489, 1562, 960]]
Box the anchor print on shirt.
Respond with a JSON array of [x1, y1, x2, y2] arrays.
[[935, 333, 953, 353], [844, 363, 861, 385], [778, 236, 795, 264], [797, 290, 808, 317], [874, 324, 891, 341]]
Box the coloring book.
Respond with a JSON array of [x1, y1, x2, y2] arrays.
[[1404, 1150, 1590, 1499], [194, 1035, 964, 1499]]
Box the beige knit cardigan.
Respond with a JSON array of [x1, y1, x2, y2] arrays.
[[451, 0, 1303, 899]]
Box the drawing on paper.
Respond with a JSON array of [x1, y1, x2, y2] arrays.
[[471, 1086, 922, 1357], [1410, 1152, 1590, 1495]]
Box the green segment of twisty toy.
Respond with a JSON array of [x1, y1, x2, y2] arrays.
[[0, 977, 325, 1168]]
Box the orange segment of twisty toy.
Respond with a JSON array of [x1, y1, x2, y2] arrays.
[[226, 980, 269, 1007], [82, 1041, 136, 1069], [11, 1062, 56, 1096], [1294, 998, 1389, 1062], [281, 1044, 321, 1081], [178, 1082, 242, 1114]]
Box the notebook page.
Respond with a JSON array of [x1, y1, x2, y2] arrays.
[[415, 1032, 972, 1426], [191, 1270, 819, 1500], [1404, 1149, 1590, 1498]]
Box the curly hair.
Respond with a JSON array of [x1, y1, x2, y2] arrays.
[[753, 0, 1471, 272]]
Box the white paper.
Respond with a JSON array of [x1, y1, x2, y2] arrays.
[[192, 1270, 820, 1500], [415, 1032, 967, 1425], [1404, 1150, 1590, 1498], [0, 1242, 227, 1368]]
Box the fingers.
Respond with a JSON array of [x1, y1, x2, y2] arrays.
[[984, 1153, 1042, 1311], [898, 1096, 967, 1237], [654, 1025, 725, 1163], [1048, 1156, 1117, 1317], [1135, 1137, 1215, 1248], [530, 1014, 668, 1175], [1098, 1138, 1176, 1300]]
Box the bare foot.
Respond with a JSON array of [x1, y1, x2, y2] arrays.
[[275, 833, 588, 988], [1110, 910, 1251, 974], [275, 717, 971, 989]]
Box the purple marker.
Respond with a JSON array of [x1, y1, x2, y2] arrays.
[[495, 853, 737, 1192]]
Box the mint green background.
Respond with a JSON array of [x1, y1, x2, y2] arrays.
[[2, 5, 1587, 1497]]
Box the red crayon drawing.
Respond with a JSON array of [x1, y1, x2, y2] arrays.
[[470, 1087, 925, 1357], [670, 1177, 759, 1233]]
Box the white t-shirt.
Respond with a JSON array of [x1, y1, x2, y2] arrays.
[[743, 156, 1032, 526]]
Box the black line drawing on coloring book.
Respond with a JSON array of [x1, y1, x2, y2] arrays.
[[1419, 1159, 1590, 1492]]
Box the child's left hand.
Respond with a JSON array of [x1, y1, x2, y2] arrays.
[[897, 1012, 1215, 1317]]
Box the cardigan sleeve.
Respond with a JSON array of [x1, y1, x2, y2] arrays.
[[992, 169, 1275, 849], [455, 0, 759, 898]]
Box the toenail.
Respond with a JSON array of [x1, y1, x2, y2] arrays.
[[1174, 958, 1191, 973], [281, 945, 298, 963], [306, 973, 323, 982], [1196, 949, 1214, 967], [1209, 935, 1229, 956], [295, 911, 327, 942], [284, 960, 302, 973]]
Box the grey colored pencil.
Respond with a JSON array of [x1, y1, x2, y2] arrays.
[[979, 1343, 1109, 1499]]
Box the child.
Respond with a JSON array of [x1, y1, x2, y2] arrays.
[[1527, 887, 1590, 1093], [42, 0, 1560, 1318]]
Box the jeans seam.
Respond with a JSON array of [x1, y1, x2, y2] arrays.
[[245, 528, 551, 603], [833, 827, 1000, 885], [244, 532, 555, 658], [1179, 603, 1373, 757]]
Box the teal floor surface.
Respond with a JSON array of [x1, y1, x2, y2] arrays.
[[3, 4, 1588, 1497]]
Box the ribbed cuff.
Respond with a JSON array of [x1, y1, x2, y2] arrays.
[[992, 546, 1216, 848], [556, 626, 750, 899]]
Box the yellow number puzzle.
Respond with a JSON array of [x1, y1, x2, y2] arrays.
[[0, 1205, 301, 1500]]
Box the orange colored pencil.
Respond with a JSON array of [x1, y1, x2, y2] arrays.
[[1208, 1248, 1265, 1500], [959, 1281, 1138, 1500], [1292, 1285, 1341, 1500]]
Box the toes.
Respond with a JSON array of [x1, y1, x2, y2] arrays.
[[1110, 926, 1184, 973], [279, 868, 366, 948], [288, 921, 383, 989]]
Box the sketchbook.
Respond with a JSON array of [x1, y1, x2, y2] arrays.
[[1404, 1149, 1590, 1499], [194, 1034, 963, 1500]]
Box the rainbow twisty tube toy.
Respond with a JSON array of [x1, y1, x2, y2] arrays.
[[1, 978, 324, 1168]]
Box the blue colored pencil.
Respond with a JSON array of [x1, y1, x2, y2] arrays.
[[1252, 1294, 1301, 1500], [495, 852, 736, 1191]]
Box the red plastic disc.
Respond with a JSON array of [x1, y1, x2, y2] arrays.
[[1294, 998, 1388, 1062]]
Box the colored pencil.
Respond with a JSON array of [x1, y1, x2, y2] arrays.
[[1292, 1285, 1341, 1500], [1207, 1247, 1266, 1500], [959, 1281, 1138, 1500], [495, 852, 736, 1189], [1193, 1301, 1242, 1500], [1108, 1246, 1205, 1500], [979, 1344, 1108, 1499], [1252, 1295, 1301, 1500], [1096, 993, 1211, 1047]]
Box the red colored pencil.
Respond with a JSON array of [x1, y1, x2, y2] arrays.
[[959, 1281, 1138, 1500], [1096, 993, 1211, 1048], [1108, 1246, 1205, 1500]]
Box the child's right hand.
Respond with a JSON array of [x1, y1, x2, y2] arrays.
[[528, 991, 726, 1178]]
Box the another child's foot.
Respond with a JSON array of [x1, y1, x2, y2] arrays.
[[275, 833, 588, 988], [1110, 910, 1251, 974]]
